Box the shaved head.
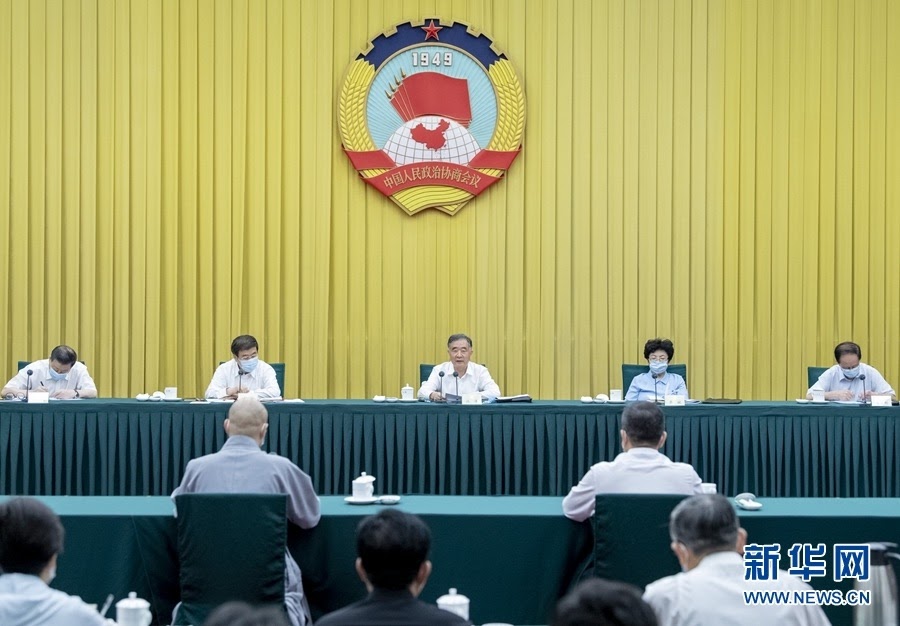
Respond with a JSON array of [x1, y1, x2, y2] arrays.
[[226, 395, 269, 438]]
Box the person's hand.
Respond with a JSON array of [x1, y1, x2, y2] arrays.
[[51, 389, 78, 399], [828, 389, 853, 401], [429, 391, 444, 402]]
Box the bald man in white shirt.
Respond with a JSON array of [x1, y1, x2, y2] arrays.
[[643, 495, 830, 626], [562, 401, 703, 522]]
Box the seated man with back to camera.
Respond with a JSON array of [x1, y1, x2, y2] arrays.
[[2, 345, 97, 399], [205, 334, 281, 400], [417, 333, 501, 402], [172, 395, 320, 626], [625, 338, 687, 402], [643, 494, 830, 625], [806, 341, 895, 402], [562, 401, 703, 522], [0, 497, 108, 626], [316, 509, 470, 626]]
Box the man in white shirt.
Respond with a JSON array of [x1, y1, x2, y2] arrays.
[[1, 345, 98, 399], [562, 401, 702, 522], [0, 497, 108, 626], [643, 494, 831, 626], [807, 341, 895, 401], [205, 334, 281, 400], [417, 334, 501, 402]]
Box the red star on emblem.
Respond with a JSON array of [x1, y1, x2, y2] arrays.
[[421, 19, 443, 41]]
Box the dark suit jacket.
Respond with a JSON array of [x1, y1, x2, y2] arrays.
[[316, 588, 471, 626]]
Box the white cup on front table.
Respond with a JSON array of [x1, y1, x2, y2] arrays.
[[610, 389, 623, 402], [701, 482, 717, 494], [401, 384, 414, 400], [116, 592, 151, 626], [164, 387, 178, 399], [811, 390, 826, 403], [436, 588, 469, 620], [352, 472, 375, 499]]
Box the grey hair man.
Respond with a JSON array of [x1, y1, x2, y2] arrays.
[[643, 494, 830, 625]]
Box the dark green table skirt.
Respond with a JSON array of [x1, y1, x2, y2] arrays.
[[1, 400, 898, 497]]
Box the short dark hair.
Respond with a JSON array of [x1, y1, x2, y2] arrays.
[[231, 335, 259, 356], [669, 494, 739, 557], [621, 401, 665, 446], [356, 509, 431, 590], [553, 578, 658, 626], [0, 497, 65, 576], [49, 345, 78, 365], [834, 341, 862, 362], [447, 334, 473, 348], [643, 338, 674, 361]]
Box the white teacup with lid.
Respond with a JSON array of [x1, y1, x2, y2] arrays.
[[401, 384, 414, 400], [352, 472, 375, 500], [116, 591, 151, 626], [436, 588, 469, 620]]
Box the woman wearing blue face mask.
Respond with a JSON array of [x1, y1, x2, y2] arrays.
[[806, 341, 896, 402], [205, 335, 282, 400], [625, 338, 688, 402]]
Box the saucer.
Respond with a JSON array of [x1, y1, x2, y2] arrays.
[[386, 397, 399, 402], [372, 396, 386, 403], [378, 495, 401, 504], [344, 496, 378, 505], [398, 398, 418, 403], [795, 399, 809, 404], [162, 397, 182, 402]]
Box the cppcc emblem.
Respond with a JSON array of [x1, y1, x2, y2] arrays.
[[338, 19, 526, 215]]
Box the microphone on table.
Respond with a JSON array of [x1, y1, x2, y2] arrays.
[[454, 371, 459, 396], [858, 374, 867, 402], [438, 371, 445, 399], [26, 369, 33, 401], [654, 376, 663, 403], [237, 364, 245, 396]]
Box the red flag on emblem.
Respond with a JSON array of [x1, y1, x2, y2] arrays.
[[388, 72, 472, 127]]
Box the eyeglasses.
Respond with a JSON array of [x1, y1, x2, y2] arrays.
[[648, 357, 669, 363]]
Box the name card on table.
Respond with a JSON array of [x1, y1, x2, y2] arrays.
[[664, 395, 685, 406], [462, 392, 483, 405], [28, 391, 50, 404], [871, 395, 892, 407]]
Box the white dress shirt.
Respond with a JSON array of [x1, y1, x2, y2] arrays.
[[806, 363, 894, 400], [644, 551, 831, 626], [625, 371, 688, 401], [0, 573, 107, 626], [4, 360, 97, 397], [204, 360, 281, 399], [562, 447, 703, 522], [417, 362, 501, 400]]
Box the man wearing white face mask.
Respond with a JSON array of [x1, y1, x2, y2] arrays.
[[1, 345, 98, 399], [807, 341, 895, 402], [0, 497, 108, 626], [205, 334, 281, 400], [625, 338, 688, 402]]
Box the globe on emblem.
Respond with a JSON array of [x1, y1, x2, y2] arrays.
[[382, 115, 481, 166]]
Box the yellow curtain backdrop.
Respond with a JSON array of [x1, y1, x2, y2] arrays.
[[0, 0, 897, 399]]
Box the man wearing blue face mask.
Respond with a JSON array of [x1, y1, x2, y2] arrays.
[[625, 338, 688, 402], [205, 334, 281, 400], [1, 345, 97, 399], [806, 341, 895, 402]]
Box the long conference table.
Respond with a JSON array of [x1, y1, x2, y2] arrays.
[[1, 399, 899, 498], [3, 496, 897, 626]]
